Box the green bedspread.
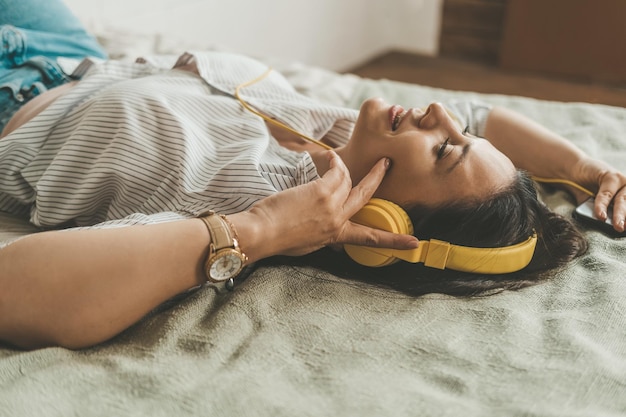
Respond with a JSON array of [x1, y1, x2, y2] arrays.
[[1, 66, 625, 417]]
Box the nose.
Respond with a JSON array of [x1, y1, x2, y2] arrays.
[[418, 102, 459, 130]]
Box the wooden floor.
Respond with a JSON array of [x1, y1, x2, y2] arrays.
[[346, 52, 626, 108]]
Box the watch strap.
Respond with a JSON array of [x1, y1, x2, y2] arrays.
[[200, 214, 234, 251]]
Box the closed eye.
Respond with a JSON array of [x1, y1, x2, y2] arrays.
[[437, 126, 471, 160], [437, 137, 450, 159]]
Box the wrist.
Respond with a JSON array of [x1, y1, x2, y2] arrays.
[[572, 157, 610, 191], [226, 210, 276, 263], [198, 213, 248, 282]]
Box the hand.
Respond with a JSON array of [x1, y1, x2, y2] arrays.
[[230, 151, 419, 262], [573, 157, 626, 232]]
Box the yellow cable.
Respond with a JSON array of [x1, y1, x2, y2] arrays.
[[234, 67, 333, 150], [531, 176, 595, 197]]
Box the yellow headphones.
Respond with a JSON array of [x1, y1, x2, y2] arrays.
[[234, 67, 598, 275], [344, 198, 537, 274]]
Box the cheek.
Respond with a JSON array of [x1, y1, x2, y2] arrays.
[[349, 128, 391, 167], [374, 160, 429, 206]]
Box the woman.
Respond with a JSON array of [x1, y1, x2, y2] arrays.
[[1, 0, 625, 350]]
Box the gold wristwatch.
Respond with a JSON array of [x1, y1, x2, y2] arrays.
[[200, 212, 248, 282]]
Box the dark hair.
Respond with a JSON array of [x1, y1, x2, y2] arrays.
[[265, 170, 588, 297]]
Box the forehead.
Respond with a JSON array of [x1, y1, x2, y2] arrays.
[[437, 139, 516, 202]]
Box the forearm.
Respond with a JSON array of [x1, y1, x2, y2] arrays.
[[484, 106, 588, 180], [0, 220, 209, 349], [0, 210, 298, 349], [0, 206, 333, 350]]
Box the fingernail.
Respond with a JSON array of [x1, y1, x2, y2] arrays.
[[408, 238, 419, 248], [600, 211, 607, 220], [384, 158, 391, 169]]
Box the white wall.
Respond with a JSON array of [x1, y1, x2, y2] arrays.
[[63, 0, 442, 71]]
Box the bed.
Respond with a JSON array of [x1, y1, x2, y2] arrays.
[[1, 31, 626, 417]]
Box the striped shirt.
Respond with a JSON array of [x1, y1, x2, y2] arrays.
[[0, 51, 491, 230], [0, 51, 359, 229]]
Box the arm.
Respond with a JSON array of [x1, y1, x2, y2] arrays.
[[484, 106, 626, 231], [0, 220, 209, 350], [0, 153, 418, 350], [483, 107, 587, 184]]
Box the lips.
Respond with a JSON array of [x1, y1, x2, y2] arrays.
[[389, 105, 405, 131]]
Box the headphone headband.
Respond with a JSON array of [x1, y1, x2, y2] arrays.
[[344, 198, 538, 274], [345, 234, 537, 274]]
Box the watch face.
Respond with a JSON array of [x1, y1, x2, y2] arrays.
[[209, 251, 244, 281]]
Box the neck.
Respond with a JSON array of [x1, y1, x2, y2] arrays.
[[309, 146, 351, 180]]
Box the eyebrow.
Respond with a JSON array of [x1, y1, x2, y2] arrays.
[[446, 141, 473, 173]]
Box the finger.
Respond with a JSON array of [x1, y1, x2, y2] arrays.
[[343, 157, 390, 215], [338, 221, 419, 250], [594, 175, 621, 220], [611, 188, 626, 232], [319, 151, 352, 193]]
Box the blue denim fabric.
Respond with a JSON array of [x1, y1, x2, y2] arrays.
[[0, 0, 108, 133]]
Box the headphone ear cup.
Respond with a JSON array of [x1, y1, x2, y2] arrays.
[[344, 198, 414, 267]]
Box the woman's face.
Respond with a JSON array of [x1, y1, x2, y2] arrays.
[[335, 99, 516, 209]]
